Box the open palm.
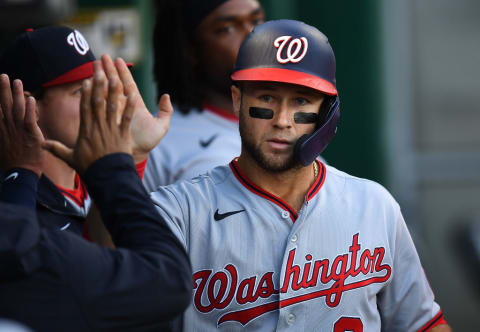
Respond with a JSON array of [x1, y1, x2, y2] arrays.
[[113, 57, 172, 163]]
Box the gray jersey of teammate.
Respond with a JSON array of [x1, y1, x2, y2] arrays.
[[150, 160, 445, 332], [143, 105, 241, 191]]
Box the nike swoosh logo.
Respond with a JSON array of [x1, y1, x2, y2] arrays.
[[200, 134, 219, 148], [214, 209, 245, 221], [60, 222, 71, 231], [4, 172, 18, 182]]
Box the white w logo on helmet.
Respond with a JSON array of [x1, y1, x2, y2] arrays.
[[67, 30, 90, 55], [273, 36, 308, 64]]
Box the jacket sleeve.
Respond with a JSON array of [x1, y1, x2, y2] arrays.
[[0, 154, 192, 330], [71, 153, 192, 328], [0, 154, 192, 331], [0, 202, 41, 280]]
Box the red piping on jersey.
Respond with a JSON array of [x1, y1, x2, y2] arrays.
[[56, 173, 87, 207], [204, 103, 238, 122], [229, 159, 326, 223], [417, 311, 447, 332]]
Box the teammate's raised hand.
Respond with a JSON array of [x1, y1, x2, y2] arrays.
[[43, 61, 135, 175], [111, 55, 173, 163], [0, 74, 45, 177]]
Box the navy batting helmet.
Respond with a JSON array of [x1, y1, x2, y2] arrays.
[[231, 19, 340, 166]]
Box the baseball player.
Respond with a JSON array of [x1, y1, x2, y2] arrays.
[[149, 20, 451, 331], [0, 26, 169, 238], [143, 0, 265, 189], [0, 59, 191, 331]]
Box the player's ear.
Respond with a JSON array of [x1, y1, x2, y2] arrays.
[[231, 84, 241, 117]]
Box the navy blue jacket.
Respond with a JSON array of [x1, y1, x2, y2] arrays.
[[0, 154, 192, 331], [0, 169, 89, 235]]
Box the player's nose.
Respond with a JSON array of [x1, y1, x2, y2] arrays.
[[273, 103, 292, 129]]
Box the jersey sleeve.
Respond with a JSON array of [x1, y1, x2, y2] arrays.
[[143, 144, 172, 192], [378, 209, 446, 331], [150, 186, 189, 250]]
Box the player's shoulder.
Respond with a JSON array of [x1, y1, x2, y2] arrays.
[[154, 164, 233, 198], [324, 163, 399, 210]]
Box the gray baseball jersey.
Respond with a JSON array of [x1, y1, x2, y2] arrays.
[[143, 105, 241, 191], [150, 160, 445, 331]]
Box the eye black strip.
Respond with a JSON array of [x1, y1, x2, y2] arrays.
[[294, 112, 318, 124], [249, 107, 274, 119]]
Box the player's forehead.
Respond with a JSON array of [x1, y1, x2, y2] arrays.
[[201, 0, 263, 25], [241, 81, 324, 98], [42, 78, 87, 97]]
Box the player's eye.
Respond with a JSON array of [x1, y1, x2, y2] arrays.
[[259, 95, 273, 103], [252, 17, 265, 26], [295, 97, 309, 106], [216, 24, 235, 34]]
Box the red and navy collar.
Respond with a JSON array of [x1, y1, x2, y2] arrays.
[[56, 173, 88, 208], [229, 159, 326, 223], [204, 103, 238, 122]]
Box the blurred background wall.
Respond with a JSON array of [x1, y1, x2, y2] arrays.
[[1, 0, 479, 330]]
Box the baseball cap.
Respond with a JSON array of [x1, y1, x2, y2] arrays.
[[0, 26, 96, 93]]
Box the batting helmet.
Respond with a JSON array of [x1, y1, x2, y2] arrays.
[[231, 19, 340, 166]]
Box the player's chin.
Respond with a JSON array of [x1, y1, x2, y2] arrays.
[[262, 153, 298, 172]]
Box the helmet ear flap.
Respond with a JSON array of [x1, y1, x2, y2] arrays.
[[318, 95, 337, 126], [294, 96, 340, 166]]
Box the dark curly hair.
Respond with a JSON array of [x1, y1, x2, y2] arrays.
[[153, 0, 204, 114]]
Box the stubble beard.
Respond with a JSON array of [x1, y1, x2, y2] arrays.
[[239, 110, 302, 173]]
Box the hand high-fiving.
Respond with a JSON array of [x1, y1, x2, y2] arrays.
[[109, 56, 173, 163], [0, 74, 45, 177], [43, 56, 138, 175]]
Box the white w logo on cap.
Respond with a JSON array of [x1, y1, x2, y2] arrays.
[[274, 36, 308, 64], [67, 30, 90, 55]]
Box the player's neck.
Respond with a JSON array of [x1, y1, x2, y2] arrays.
[[236, 155, 316, 212], [42, 152, 76, 190], [203, 90, 234, 115]]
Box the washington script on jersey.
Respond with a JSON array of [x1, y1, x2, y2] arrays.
[[193, 233, 391, 326]]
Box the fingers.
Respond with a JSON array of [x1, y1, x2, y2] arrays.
[[120, 93, 136, 136], [79, 78, 93, 137], [91, 61, 108, 131], [158, 93, 174, 118], [103, 55, 123, 126], [0, 104, 6, 143], [42, 139, 74, 167], [106, 77, 123, 127], [115, 58, 138, 97], [101, 54, 120, 83], [12, 79, 26, 125], [24, 96, 44, 141], [0, 74, 14, 127]]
